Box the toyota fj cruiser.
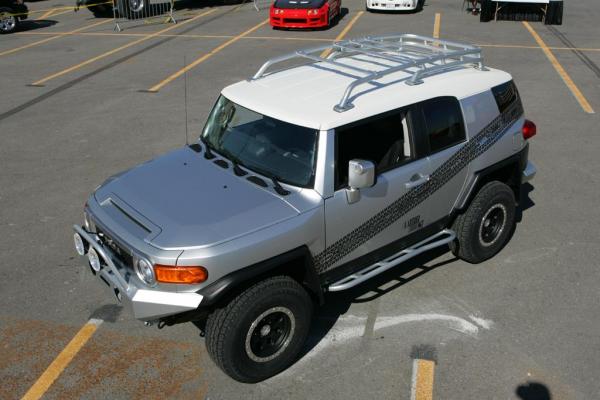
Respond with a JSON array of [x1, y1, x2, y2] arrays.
[[73, 34, 536, 382]]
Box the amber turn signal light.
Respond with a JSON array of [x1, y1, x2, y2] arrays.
[[154, 265, 208, 284]]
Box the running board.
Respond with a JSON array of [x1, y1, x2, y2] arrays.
[[327, 229, 456, 292]]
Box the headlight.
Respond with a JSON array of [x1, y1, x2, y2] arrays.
[[74, 233, 87, 256], [307, 9, 319, 15], [88, 248, 101, 272], [273, 8, 284, 14], [83, 211, 94, 232], [135, 258, 156, 286]]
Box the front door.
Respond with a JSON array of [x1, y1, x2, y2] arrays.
[[317, 106, 432, 278]]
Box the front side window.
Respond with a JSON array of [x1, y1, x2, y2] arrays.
[[201, 96, 318, 188], [335, 110, 412, 189], [421, 97, 466, 154]]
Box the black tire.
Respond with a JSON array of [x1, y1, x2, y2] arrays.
[[117, 0, 146, 19], [0, 7, 18, 34], [479, 0, 493, 22], [545, 1, 563, 25], [205, 276, 313, 383], [416, 0, 425, 12], [450, 181, 516, 263], [89, 4, 114, 18]]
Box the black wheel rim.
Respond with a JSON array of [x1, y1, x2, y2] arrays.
[[479, 204, 506, 246], [245, 307, 295, 363]]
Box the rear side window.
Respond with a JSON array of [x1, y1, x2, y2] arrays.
[[492, 80, 520, 113], [421, 97, 466, 154]]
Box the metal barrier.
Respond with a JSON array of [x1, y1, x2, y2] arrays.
[[112, 0, 176, 31], [253, 0, 272, 11]]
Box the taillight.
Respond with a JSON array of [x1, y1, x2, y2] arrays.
[[154, 265, 208, 284], [522, 119, 536, 140]]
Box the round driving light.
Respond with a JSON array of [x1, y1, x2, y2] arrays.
[[135, 258, 156, 286], [88, 248, 101, 272], [74, 233, 86, 256]]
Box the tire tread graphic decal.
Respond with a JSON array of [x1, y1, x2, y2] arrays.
[[315, 99, 524, 273]]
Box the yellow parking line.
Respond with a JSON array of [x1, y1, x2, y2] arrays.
[[522, 21, 594, 114], [411, 359, 435, 400], [0, 19, 111, 58], [146, 18, 270, 92], [433, 13, 441, 39], [320, 11, 364, 58], [36, 9, 55, 20], [30, 8, 217, 87], [45, 8, 74, 18], [21, 319, 103, 400]]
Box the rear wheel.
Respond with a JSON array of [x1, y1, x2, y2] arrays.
[[205, 276, 313, 383], [450, 181, 516, 263], [0, 8, 18, 34], [117, 0, 147, 19]]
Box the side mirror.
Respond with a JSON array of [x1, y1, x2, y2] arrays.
[[346, 159, 375, 204]]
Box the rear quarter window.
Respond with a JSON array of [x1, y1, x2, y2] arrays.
[[492, 80, 520, 113], [421, 96, 466, 154]]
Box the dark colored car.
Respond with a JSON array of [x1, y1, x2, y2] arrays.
[[0, 0, 28, 33]]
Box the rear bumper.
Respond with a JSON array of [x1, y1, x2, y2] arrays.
[[73, 224, 203, 322], [522, 161, 536, 183]]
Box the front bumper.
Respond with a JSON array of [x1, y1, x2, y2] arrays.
[[366, 0, 417, 10], [73, 224, 203, 321], [270, 7, 329, 28]]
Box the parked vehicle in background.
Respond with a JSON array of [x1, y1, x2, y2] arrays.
[[270, 0, 341, 29], [0, 0, 27, 33], [366, 0, 423, 12], [73, 34, 536, 383]]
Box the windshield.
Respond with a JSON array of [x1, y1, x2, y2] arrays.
[[201, 96, 318, 188]]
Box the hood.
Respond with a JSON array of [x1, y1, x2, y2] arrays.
[[94, 147, 300, 250]]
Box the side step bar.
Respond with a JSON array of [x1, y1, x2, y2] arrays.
[[327, 229, 456, 292]]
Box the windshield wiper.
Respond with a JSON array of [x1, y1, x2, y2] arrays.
[[199, 137, 216, 160], [268, 175, 290, 196]]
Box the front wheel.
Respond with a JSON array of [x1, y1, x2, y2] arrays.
[[205, 276, 313, 383], [0, 8, 18, 34], [450, 181, 516, 263]]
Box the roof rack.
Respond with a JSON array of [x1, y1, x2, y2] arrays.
[[251, 34, 487, 112]]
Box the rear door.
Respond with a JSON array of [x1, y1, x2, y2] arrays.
[[413, 96, 470, 225]]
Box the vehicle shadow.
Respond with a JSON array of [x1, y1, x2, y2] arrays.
[[516, 182, 535, 223], [516, 381, 552, 400], [297, 245, 455, 360], [16, 19, 58, 32], [298, 188, 536, 361]]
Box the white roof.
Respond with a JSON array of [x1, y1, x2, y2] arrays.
[[222, 57, 512, 131]]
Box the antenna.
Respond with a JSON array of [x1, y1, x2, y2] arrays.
[[184, 54, 189, 146]]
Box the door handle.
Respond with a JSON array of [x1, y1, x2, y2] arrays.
[[405, 174, 430, 189]]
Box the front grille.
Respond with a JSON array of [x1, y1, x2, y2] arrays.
[[97, 228, 133, 268], [284, 18, 307, 23]]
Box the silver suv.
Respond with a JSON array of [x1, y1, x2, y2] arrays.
[[73, 34, 536, 382]]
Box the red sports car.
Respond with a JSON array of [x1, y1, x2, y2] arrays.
[[270, 0, 341, 29]]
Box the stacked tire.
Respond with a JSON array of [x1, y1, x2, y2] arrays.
[[479, 0, 493, 22], [545, 0, 563, 25]]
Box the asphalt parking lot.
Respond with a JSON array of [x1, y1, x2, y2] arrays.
[[1, 0, 600, 398]]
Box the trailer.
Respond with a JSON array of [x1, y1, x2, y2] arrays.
[[480, 0, 563, 25]]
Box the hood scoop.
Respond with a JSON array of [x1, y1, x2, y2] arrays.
[[98, 195, 162, 243]]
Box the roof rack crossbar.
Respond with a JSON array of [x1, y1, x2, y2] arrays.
[[250, 34, 486, 112]]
